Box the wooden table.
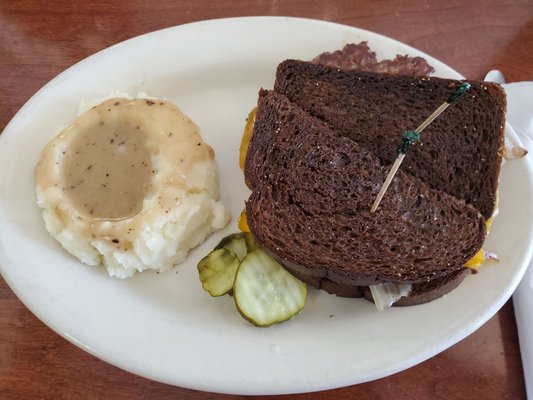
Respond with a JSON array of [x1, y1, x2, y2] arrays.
[[1, 1, 531, 399]]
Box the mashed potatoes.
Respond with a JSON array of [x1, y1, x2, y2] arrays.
[[35, 97, 230, 278]]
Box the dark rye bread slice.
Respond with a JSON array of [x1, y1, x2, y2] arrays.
[[244, 90, 486, 286], [274, 60, 506, 219]]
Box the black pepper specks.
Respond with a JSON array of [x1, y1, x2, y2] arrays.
[[146, 100, 155, 106]]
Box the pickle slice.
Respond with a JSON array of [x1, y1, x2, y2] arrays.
[[234, 248, 307, 327], [197, 248, 240, 297], [215, 233, 248, 261]]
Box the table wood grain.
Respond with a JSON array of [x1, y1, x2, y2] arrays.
[[1, 1, 531, 399]]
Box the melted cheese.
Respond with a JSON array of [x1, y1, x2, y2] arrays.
[[238, 209, 250, 232], [239, 107, 256, 170], [465, 216, 495, 268]]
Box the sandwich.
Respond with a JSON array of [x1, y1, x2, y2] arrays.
[[242, 59, 506, 307]]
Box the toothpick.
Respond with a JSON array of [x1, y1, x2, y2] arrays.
[[370, 82, 471, 213]]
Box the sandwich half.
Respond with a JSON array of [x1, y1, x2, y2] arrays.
[[274, 60, 506, 220], [243, 62, 506, 306]]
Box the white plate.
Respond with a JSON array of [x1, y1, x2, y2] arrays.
[[1, 17, 532, 395]]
